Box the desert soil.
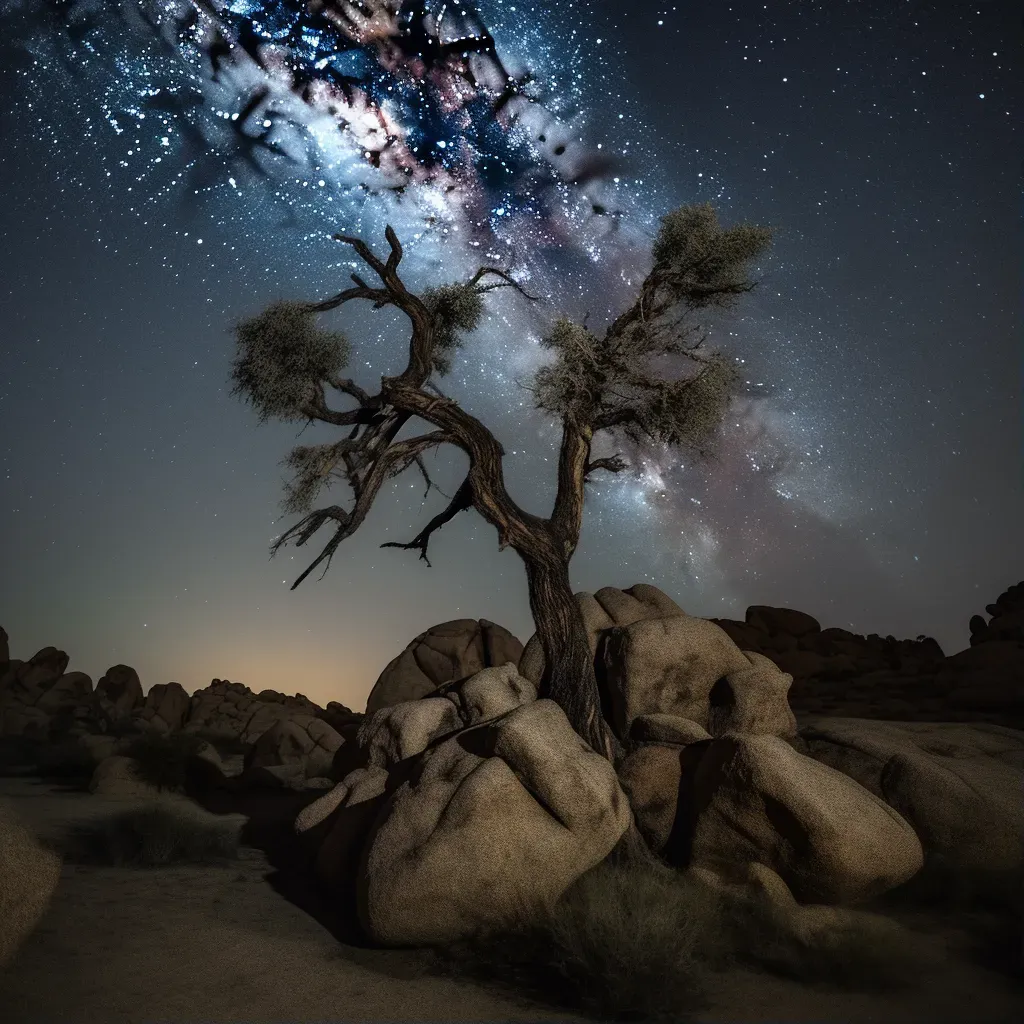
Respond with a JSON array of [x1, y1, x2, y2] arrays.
[[1, 775, 1022, 1024]]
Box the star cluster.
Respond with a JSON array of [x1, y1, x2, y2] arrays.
[[1, 0, 1018, 707]]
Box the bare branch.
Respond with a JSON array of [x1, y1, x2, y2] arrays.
[[308, 283, 390, 312], [273, 429, 450, 587], [333, 232, 388, 279], [584, 454, 628, 477], [411, 452, 452, 501], [327, 376, 370, 404], [380, 477, 474, 567], [384, 224, 403, 274], [467, 266, 540, 301]]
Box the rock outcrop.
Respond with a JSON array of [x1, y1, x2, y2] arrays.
[[1, 578, 1021, 954], [705, 581, 1024, 731], [364, 618, 524, 714], [299, 662, 631, 946], [0, 801, 63, 969]]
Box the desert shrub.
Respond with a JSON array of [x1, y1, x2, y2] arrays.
[[428, 857, 944, 1021], [59, 799, 241, 868], [427, 858, 731, 1021], [32, 737, 98, 782], [188, 728, 252, 757], [106, 717, 145, 739], [708, 889, 944, 993], [0, 735, 43, 772], [119, 731, 212, 794]]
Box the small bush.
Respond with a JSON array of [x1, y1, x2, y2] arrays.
[[428, 858, 729, 1021], [33, 738, 98, 782], [59, 799, 241, 868], [119, 731, 212, 794], [709, 891, 943, 993], [189, 728, 252, 757], [427, 857, 943, 1021], [0, 735, 43, 772]]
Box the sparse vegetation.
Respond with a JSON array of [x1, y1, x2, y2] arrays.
[[32, 737, 98, 784], [0, 734, 43, 773], [426, 857, 945, 1021], [57, 799, 242, 868], [119, 730, 214, 794]]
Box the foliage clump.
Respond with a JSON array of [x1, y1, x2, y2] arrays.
[[230, 301, 351, 424], [421, 282, 484, 376], [120, 730, 212, 794], [652, 202, 774, 310]]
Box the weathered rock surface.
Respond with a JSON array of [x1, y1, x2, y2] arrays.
[[357, 697, 631, 947], [677, 731, 924, 905], [95, 665, 144, 720], [240, 715, 344, 786], [183, 679, 324, 745], [303, 663, 629, 946], [364, 619, 524, 714], [600, 617, 797, 741], [133, 681, 191, 735], [0, 801, 62, 969], [706, 580, 1024, 730], [518, 583, 685, 688], [797, 717, 1024, 885]]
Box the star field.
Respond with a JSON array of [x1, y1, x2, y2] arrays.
[[0, 0, 1019, 711]]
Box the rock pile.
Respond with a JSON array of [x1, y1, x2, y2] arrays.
[[1, 584, 1022, 956], [707, 582, 1024, 730]]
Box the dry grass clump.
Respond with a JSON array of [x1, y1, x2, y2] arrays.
[[57, 799, 241, 869], [426, 856, 945, 1022]]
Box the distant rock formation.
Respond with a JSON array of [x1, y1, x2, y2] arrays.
[[0, 582, 1021, 958]]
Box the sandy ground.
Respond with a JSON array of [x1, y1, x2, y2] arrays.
[[2, 775, 1022, 1024]]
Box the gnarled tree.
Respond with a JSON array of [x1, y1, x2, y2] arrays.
[[229, 203, 773, 853]]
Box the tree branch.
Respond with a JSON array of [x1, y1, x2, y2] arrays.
[[379, 477, 474, 567], [584, 454, 628, 478], [466, 266, 540, 302], [592, 406, 638, 432], [273, 429, 450, 587]]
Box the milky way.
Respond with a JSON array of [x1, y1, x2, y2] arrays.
[[4, 1, 1015, 703], [7, 0, 800, 546]]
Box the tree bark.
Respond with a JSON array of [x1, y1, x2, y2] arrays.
[[524, 556, 623, 765]]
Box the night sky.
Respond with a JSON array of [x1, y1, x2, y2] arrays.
[[1, 0, 1020, 713]]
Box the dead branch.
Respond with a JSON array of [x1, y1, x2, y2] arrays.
[[379, 477, 474, 567]]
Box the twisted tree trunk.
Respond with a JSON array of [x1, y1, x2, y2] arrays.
[[524, 556, 666, 872]]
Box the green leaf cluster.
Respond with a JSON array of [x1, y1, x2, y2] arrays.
[[229, 301, 351, 423], [422, 283, 484, 376]]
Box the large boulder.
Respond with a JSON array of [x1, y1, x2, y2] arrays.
[[518, 584, 685, 687], [676, 732, 924, 905], [798, 717, 1024, 886], [183, 679, 324, 745], [745, 606, 822, 638], [0, 649, 79, 738], [969, 581, 1024, 645], [95, 665, 144, 719], [0, 647, 70, 699], [364, 619, 524, 714], [356, 698, 631, 947], [33, 672, 94, 714], [242, 715, 344, 780], [0, 801, 63, 968], [303, 663, 629, 947], [133, 681, 191, 734], [600, 617, 796, 741]]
